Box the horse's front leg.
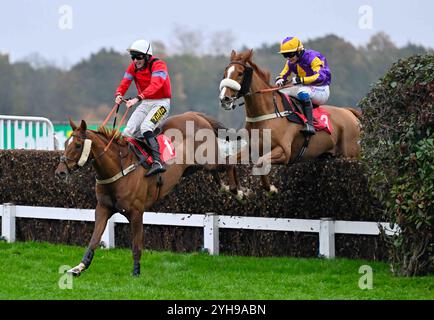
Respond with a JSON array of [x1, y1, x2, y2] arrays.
[[67, 203, 112, 276], [130, 211, 144, 276], [217, 166, 249, 202], [255, 146, 287, 195], [259, 175, 278, 195]]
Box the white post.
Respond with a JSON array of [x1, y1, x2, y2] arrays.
[[203, 212, 219, 255], [319, 218, 335, 258], [2, 203, 16, 243], [0, 119, 4, 149], [100, 216, 115, 249], [35, 121, 40, 149], [6, 119, 11, 149], [46, 120, 55, 150]]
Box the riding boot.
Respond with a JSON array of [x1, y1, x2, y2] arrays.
[[300, 98, 316, 135], [142, 131, 166, 177]]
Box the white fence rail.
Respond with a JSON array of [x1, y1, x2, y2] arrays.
[[0, 115, 58, 150], [0, 204, 399, 258]]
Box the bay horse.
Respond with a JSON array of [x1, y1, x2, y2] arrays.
[[219, 49, 361, 194], [55, 111, 242, 276]]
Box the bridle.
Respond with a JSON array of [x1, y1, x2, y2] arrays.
[[227, 61, 254, 99], [60, 130, 139, 185], [59, 132, 93, 174], [220, 61, 254, 109], [220, 61, 292, 110]]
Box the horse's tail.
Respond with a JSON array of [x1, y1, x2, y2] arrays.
[[344, 107, 362, 119], [195, 112, 227, 136]]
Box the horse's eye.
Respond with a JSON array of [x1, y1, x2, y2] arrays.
[[75, 143, 82, 149]]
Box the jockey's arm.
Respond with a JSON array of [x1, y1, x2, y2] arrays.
[[277, 62, 291, 81], [300, 57, 325, 85], [137, 61, 168, 100], [115, 64, 135, 97]]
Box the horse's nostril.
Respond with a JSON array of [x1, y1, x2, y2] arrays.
[[223, 96, 231, 102], [56, 171, 67, 179]]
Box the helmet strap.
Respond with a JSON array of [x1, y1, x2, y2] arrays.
[[296, 49, 305, 58], [143, 54, 150, 69]]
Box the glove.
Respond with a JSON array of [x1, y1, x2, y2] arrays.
[[126, 97, 139, 108], [115, 94, 123, 104], [275, 78, 285, 87], [291, 77, 302, 85]]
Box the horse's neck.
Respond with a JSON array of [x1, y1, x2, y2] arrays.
[[244, 72, 276, 118], [88, 131, 131, 179]]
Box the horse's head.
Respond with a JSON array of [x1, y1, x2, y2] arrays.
[[55, 119, 93, 180], [219, 49, 255, 110]]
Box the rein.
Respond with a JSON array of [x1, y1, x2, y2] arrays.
[[102, 99, 133, 153], [94, 100, 164, 188], [250, 83, 294, 95], [60, 126, 136, 185], [88, 130, 139, 185]]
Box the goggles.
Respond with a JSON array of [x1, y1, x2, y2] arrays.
[[131, 53, 146, 61], [282, 51, 298, 59]]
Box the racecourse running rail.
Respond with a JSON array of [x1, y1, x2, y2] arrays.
[[0, 204, 399, 258]]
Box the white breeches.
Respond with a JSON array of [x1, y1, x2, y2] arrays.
[[279, 85, 330, 105], [123, 98, 170, 138]]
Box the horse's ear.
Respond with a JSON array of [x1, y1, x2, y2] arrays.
[[69, 118, 77, 131], [248, 49, 254, 60], [230, 50, 237, 60], [79, 120, 87, 132]]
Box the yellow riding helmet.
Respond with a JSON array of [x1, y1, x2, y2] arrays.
[[278, 36, 304, 53]]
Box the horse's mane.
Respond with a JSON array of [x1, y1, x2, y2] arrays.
[[248, 60, 271, 85], [94, 126, 127, 146]]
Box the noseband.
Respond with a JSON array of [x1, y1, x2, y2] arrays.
[[221, 61, 253, 101]]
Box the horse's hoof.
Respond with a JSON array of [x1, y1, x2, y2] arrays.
[[235, 190, 245, 200], [67, 262, 85, 277], [235, 190, 246, 204], [219, 184, 231, 193], [132, 271, 140, 277], [266, 185, 278, 197], [67, 268, 81, 277], [244, 188, 254, 199]]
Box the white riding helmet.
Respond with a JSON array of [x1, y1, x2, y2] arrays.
[[127, 39, 153, 56]]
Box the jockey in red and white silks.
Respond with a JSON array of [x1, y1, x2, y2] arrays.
[[114, 39, 172, 176]]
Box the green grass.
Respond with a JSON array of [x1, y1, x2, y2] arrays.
[[0, 241, 432, 300]]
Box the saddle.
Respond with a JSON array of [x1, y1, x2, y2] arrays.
[[125, 132, 176, 170], [278, 92, 332, 135]]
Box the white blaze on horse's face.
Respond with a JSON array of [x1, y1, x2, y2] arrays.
[[65, 136, 73, 148], [219, 65, 235, 99], [219, 65, 240, 110]]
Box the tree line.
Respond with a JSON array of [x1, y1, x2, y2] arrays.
[[0, 32, 429, 128]]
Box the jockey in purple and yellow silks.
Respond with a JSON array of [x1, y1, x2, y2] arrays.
[[275, 36, 331, 135]]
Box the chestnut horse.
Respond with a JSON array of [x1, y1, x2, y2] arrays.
[[219, 49, 361, 194], [55, 111, 241, 276]]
